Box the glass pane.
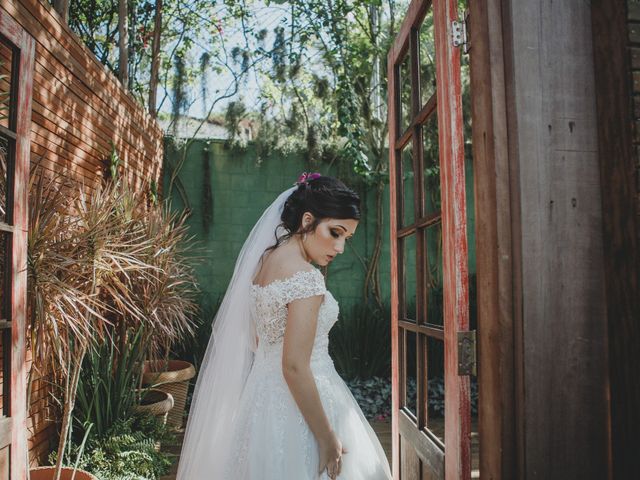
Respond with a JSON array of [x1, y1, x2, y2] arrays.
[[426, 336, 445, 443], [401, 142, 415, 227], [0, 135, 9, 223], [402, 234, 417, 321], [471, 370, 479, 474], [419, 8, 437, 107], [425, 224, 443, 326], [0, 231, 7, 416], [0, 336, 4, 414], [399, 54, 412, 133], [0, 232, 6, 320], [0, 39, 13, 130], [404, 329, 417, 418], [422, 114, 441, 216]]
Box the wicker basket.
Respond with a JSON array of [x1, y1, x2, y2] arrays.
[[133, 388, 174, 425], [142, 360, 196, 429], [30, 467, 98, 480]]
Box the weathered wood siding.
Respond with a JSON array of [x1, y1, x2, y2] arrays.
[[589, 1, 640, 477], [630, 5, 640, 224], [0, 0, 163, 466], [1, 0, 162, 191], [506, 0, 610, 478]]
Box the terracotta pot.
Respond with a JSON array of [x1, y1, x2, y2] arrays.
[[133, 388, 175, 425], [29, 466, 98, 480], [142, 359, 196, 429]]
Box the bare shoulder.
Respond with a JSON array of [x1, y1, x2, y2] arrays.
[[253, 247, 314, 287]]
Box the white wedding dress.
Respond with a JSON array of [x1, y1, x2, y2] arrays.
[[221, 268, 392, 479]]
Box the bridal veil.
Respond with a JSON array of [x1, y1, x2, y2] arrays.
[[176, 186, 296, 479]]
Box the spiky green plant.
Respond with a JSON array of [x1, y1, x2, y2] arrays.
[[74, 325, 146, 440]]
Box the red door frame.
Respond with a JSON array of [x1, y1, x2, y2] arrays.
[[0, 8, 34, 480], [388, 0, 470, 478]]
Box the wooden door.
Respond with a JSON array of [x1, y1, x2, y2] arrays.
[[0, 9, 34, 480], [387, 0, 471, 478]]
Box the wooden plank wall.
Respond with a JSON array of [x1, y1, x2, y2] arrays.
[[590, 0, 640, 477], [1, 0, 162, 191], [629, 4, 640, 227], [505, 0, 610, 478], [0, 0, 163, 466], [467, 0, 519, 477]]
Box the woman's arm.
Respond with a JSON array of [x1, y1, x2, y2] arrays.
[[283, 295, 345, 477]]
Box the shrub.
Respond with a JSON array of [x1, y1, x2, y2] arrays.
[[329, 302, 391, 380], [346, 375, 478, 420]]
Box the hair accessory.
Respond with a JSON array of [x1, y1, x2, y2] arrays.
[[295, 172, 322, 186]]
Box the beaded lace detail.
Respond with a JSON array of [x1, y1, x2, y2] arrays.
[[250, 269, 338, 351]]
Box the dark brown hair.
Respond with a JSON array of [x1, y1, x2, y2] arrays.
[[265, 176, 360, 255]]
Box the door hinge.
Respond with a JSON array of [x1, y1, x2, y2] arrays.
[[457, 330, 476, 376], [451, 11, 470, 54]]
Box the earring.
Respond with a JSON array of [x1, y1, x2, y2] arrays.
[[302, 232, 307, 242]]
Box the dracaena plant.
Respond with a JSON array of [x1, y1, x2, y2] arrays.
[[131, 202, 198, 360], [27, 165, 195, 480]]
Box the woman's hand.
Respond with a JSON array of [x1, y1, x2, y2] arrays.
[[318, 431, 348, 479]]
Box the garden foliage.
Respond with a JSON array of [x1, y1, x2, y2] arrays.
[[50, 415, 173, 480]]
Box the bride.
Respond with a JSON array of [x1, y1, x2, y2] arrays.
[[176, 174, 392, 479]]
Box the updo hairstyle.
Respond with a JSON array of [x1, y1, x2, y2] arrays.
[[266, 176, 360, 254]]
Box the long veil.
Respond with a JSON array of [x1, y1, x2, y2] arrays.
[[176, 186, 296, 479]]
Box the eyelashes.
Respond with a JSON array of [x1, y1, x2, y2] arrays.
[[330, 229, 353, 241]]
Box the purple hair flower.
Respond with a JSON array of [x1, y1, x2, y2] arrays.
[[295, 172, 322, 186]]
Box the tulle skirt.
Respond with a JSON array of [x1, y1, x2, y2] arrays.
[[221, 351, 392, 480]]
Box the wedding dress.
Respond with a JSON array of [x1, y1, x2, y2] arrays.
[[220, 268, 392, 479], [176, 186, 392, 480]]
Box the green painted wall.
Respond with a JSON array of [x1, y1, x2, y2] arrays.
[[163, 139, 475, 317]]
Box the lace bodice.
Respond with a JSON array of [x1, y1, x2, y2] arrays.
[[250, 268, 339, 359]]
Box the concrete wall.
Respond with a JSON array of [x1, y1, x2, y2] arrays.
[[163, 139, 476, 316]]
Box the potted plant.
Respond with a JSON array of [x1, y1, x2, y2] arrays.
[[27, 153, 199, 477], [27, 171, 158, 479], [27, 171, 108, 480], [133, 388, 175, 425], [142, 359, 196, 428], [134, 203, 199, 429], [28, 467, 97, 480]]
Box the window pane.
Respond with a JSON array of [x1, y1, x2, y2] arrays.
[[0, 135, 9, 223], [0, 232, 6, 320], [0, 230, 7, 418], [404, 329, 417, 418], [419, 8, 437, 107], [0, 39, 13, 130], [425, 224, 443, 327], [422, 114, 440, 217], [399, 54, 412, 134], [0, 337, 4, 415], [401, 142, 415, 227], [425, 336, 445, 443], [401, 234, 417, 321]]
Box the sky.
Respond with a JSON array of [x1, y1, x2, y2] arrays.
[[156, 0, 293, 121]]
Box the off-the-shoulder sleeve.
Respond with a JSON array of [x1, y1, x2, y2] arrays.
[[281, 269, 326, 305]]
